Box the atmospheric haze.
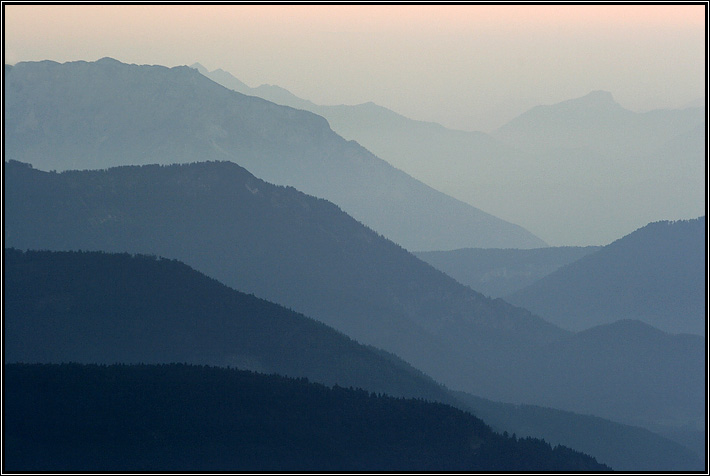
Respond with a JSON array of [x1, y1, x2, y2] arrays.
[[3, 3, 706, 246], [3, 4, 708, 470], [4, 4, 704, 131]]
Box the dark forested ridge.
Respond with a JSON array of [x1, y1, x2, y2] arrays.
[[4, 248, 449, 402], [415, 246, 601, 297], [4, 248, 701, 470], [506, 217, 706, 335], [4, 57, 546, 251], [3, 363, 610, 472]]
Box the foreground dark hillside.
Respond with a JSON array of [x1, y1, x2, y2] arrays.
[[4, 248, 448, 402], [3, 363, 609, 472], [507, 218, 706, 335], [4, 58, 545, 251]]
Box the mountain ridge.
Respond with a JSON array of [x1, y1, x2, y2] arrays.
[[3, 159, 564, 395], [506, 217, 706, 335], [5, 57, 545, 251], [4, 362, 611, 472], [5, 246, 702, 470], [193, 64, 703, 246], [5, 159, 702, 444]]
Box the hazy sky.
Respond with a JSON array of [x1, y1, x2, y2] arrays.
[[4, 4, 706, 131]]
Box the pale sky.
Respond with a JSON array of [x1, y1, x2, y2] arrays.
[[3, 3, 706, 131]]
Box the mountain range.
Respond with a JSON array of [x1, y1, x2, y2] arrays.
[[506, 218, 706, 335], [4, 57, 704, 471], [5, 159, 703, 450], [3, 159, 563, 395], [194, 64, 704, 246], [4, 58, 545, 251], [4, 248, 701, 470], [4, 247, 449, 401]]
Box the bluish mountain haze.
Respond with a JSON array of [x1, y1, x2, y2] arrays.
[[486, 319, 704, 442], [506, 218, 706, 335], [3, 58, 545, 251], [490, 92, 704, 245], [414, 246, 601, 297], [494, 90, 702, 155], [5, 160, 703, 448], [195, 64, 704, 246], [4, 248, 450, 401], [3, 160, 564, 395], [7, 248, 698, 470], [453, 392, 702, 472]]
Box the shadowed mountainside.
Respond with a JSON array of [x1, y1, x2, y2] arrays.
[[4, 159, 564, 396], [506, 218, 706, 335], [4, 248, 451, 402]]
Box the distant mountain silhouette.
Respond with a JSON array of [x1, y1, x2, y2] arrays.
[[5, 247, 699, 471], [506, 218, 706, 335], [5, 160, 702, 447], [491, 93, 704, 244], [493, 90, 701, 155], [4, 58, 545, 251], [195, 64, 704, 245], [4, 363, 611, 472], [415, 246, 601, 297]]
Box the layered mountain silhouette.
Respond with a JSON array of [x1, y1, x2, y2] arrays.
[[454, 391, 702, 472], [5, 160, 703, 447], [4, 248, 449, 402], [414, 246, 601, 297], [489, 92, 704, 245], [494, 90, 702, 155], [4, 363, 611, 472], [4, 247, 700, 470], [3, 159, 563, 395], [195, 64, 704, 246], [506, 218, 706, 335], [4, 58, 545, 251]]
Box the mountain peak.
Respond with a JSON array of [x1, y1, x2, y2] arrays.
[[568, 90, 621, 109], [584, 89, 614, 101], [189, 62, 208, 74], [95, 57, 123, 65]]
